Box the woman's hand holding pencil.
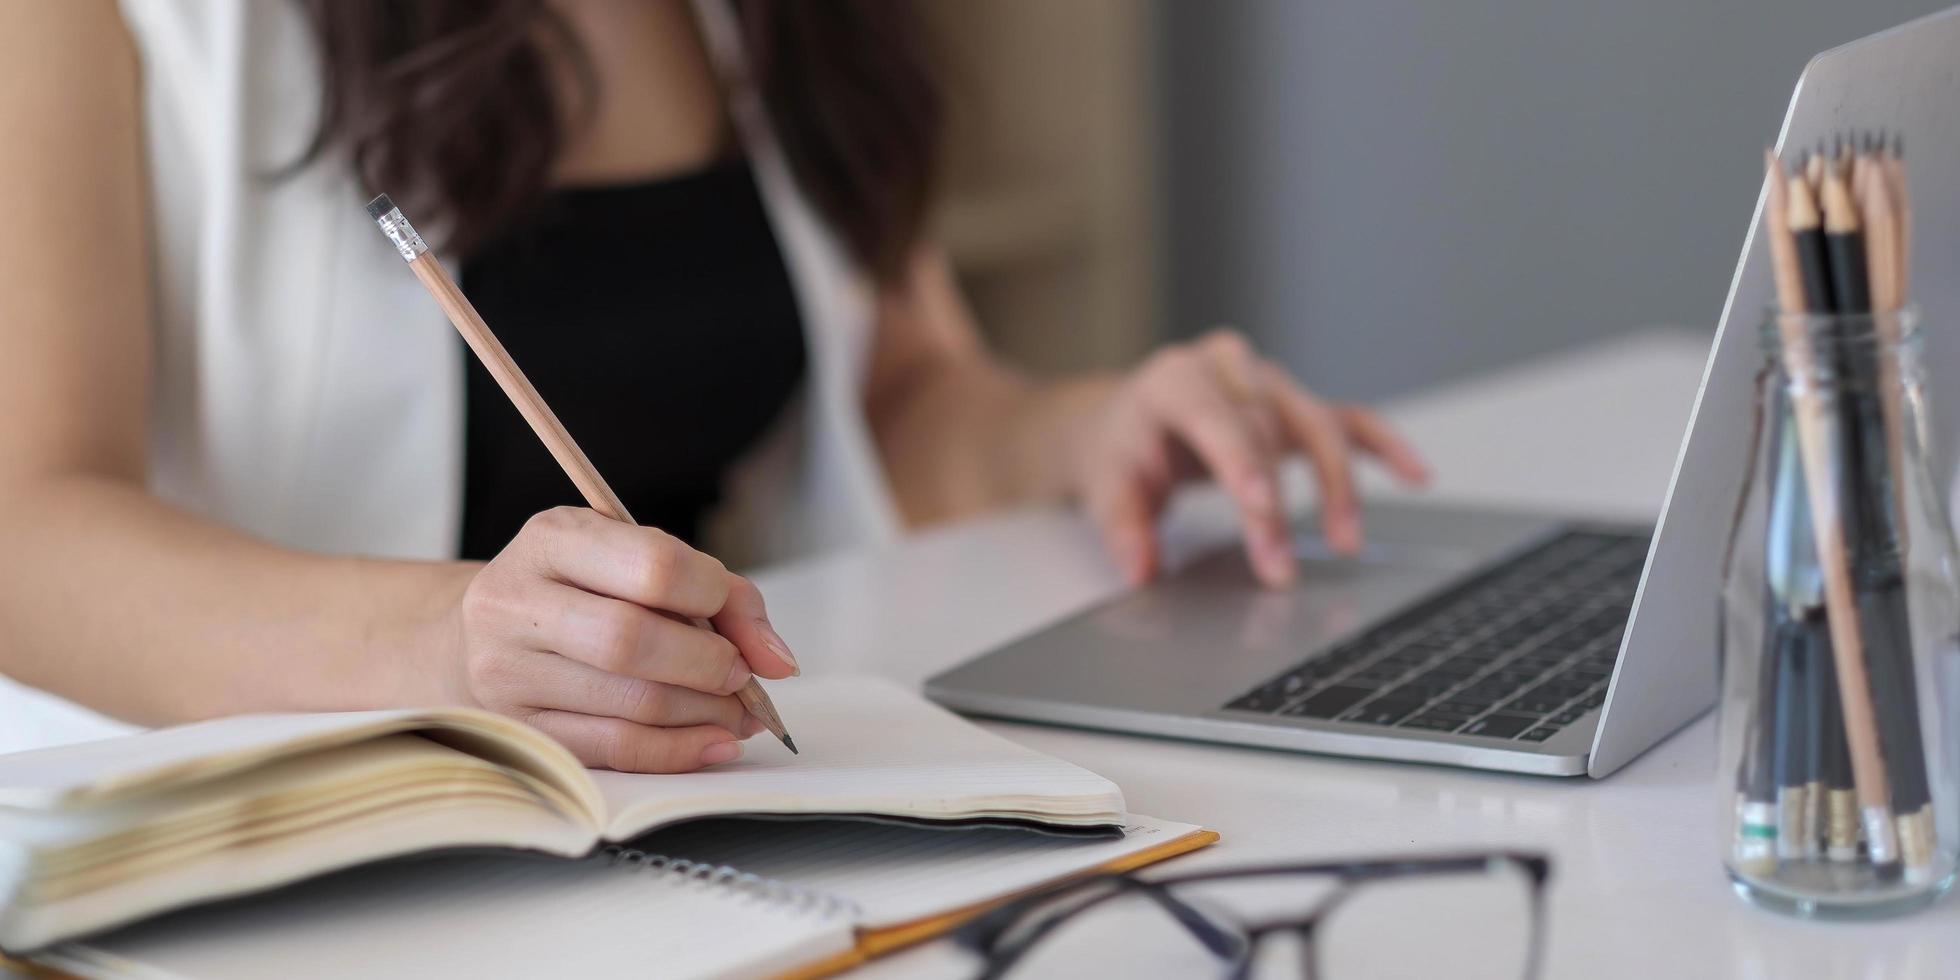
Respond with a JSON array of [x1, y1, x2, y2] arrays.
[[366, 195, 800, 773], [441, 507, 798, 773]]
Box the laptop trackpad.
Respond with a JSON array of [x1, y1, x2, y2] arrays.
[[986, 553, 1463, 715]]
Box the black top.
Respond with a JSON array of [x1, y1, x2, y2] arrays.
[[457, 163, 807, 560]]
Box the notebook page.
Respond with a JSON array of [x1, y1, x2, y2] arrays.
[[49, 851, 852, 980], [593, 678, 1125, 838], [637, 813, 1205, 928]]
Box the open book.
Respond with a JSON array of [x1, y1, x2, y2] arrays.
[[0, 678, 1210, 960]]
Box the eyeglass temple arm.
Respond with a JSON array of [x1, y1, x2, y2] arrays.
[[958, 876, 1242, 973]]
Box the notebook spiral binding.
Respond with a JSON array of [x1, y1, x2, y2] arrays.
[[600, 844, 861, 920]]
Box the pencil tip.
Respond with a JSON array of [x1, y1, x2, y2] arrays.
[[782, 734, 799, 755]]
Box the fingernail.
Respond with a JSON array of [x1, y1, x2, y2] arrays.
[[742, 713, 765, 736], [700, 741, 744, 766], [723, 659, 753, 693], [759, 621, 800, 676]]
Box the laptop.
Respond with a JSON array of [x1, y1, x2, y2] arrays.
[[926, 6, 1960, 778]]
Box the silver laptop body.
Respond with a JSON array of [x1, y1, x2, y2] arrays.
[[927, 6, 1960, 778]]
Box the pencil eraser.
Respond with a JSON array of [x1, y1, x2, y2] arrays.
[[365, 194, 396, 221]]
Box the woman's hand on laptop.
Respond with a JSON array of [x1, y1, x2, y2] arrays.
[[434, 506, 799, 773], [1074, 329, 1429, 589]]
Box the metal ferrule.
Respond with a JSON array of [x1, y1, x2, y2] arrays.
[[374, 207, 429, 263], [1862, 806, 1901, 865]]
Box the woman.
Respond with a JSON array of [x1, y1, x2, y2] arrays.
[[0, 1, 1426, 769]]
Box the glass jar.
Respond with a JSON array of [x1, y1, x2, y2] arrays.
[[1717, 307, 1960, 917]]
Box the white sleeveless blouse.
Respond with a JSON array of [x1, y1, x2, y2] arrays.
[[0, 0, 901, 753]]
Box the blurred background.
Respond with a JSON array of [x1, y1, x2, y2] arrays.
[[923, 0, 1949, 400]]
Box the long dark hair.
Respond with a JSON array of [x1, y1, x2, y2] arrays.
[[297, 0, 941, 281]]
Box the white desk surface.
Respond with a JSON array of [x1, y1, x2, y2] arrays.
[[754, 328, 1960, 979]]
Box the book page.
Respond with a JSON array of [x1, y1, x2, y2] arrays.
[[591, 678, 1125, 838], [0, 738, 596, 951], [45, 851, 853, 980], [633, 813, 1206, 928], [0, 709, 597, 820]]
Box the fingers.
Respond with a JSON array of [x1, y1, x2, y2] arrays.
[[1262, 364, 1362, 556], [514, 654, 755, 735], [512, 581, 750, 694], [1139, 338, 1295, 585], [710, 573, 799, 679], [1199, 327, 1266, 403], [523, 710, 745, 773], [1337, 404, 1430, 485], [1086, 463, 1167, 586], [517, 507, 730, 618], [1082, 329, 1429, 589]]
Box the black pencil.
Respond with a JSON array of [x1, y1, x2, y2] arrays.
[[1773, 625, 1815, 860], [1818, 654, 1858, 860], [1789, 171, 1836, 314]]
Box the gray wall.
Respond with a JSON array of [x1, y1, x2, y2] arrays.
[[1156, 0, 1953, 400]]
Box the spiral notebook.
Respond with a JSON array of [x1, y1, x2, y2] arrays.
[[34, 815, 1214, 979]]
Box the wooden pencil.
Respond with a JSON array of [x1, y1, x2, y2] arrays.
[[1763, 150, 1807, 313], [364, 194, 798, 756], [1887, 135, 1911, 300], [1859, 151, 1939, 876]]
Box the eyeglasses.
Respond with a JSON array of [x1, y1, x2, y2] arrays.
[[953, 851, 1552, 980]]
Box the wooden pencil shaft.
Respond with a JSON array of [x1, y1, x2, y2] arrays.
[[393, 249, 794, 751], [1762, 152, 1808, 315], [1863, 161, 1903, 315], [1885, 150, 1910, 299], [405, 259, 633, 522]]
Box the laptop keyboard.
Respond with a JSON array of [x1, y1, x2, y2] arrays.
[[1223, 528, 1647, 743]]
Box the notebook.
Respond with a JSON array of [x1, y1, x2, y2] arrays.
[[0, 677, 1213, 960], [33, 815, 1214, 979]]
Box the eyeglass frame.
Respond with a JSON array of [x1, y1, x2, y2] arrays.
[[952, 850, 1554, 980]]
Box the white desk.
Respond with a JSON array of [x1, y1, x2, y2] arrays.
[[753, 329, 1960, 979]]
